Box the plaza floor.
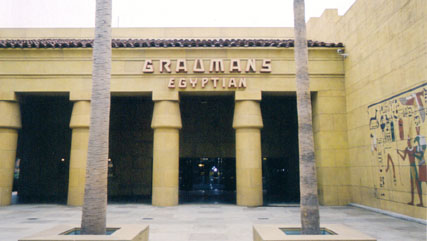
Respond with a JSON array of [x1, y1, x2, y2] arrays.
[[0, 203, 425, 241]]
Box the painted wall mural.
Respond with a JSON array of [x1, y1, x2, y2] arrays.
[[368, 82, 426, 208]]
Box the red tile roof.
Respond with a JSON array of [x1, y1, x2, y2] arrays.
[[0, 39, 343, 48]]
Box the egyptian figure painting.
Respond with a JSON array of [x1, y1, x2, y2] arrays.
[[368, 82, 426, 207]]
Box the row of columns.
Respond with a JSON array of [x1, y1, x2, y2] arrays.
[[0, 95, 264, 207], [150, 94, 264, 206]]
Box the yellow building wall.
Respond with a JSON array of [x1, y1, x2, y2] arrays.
[[308, 0, 427, 219], [0, 47, 344, 100], [312, 90, 350, 205]]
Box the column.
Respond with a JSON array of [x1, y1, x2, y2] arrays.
[[0, 101, 21, 206], [233, 99, 263, 206], [151, 99, 182, 206], [67, 101, 90, 206]]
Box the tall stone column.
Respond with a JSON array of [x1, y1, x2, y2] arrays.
[[151, 99, 182, 206], [233, 98, 263, 206], [0, 101, 21, 206], [67, 100, 90, 206]]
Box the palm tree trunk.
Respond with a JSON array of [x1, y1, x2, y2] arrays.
[[80, 0, 112, 235], [293, 0, 321, 235]]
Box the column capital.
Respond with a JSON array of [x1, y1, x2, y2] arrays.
[[0, 101, 21, 129], [70, 100, 91, 128], [151, 100, 182, 129], [0, 92, 18, 101], [233, 100, 263, 129]]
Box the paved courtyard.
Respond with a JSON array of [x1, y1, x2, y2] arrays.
[[0, 204, 425, 241]]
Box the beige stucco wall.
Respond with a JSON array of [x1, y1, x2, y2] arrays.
[[308, 0, 427, 219], [0, 47, 344, 101]]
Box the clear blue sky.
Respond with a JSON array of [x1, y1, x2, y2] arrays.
[[0, 0, 356, 28]]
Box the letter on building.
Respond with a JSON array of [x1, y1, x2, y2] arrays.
[[143, 59, 154, 73], [190, 78, 198, 88], [202, 78, 209, 88], [176, 59, 188, 73], [168, 78, 176, 88], [245, 59, 256, 73], [228, 78, 237, 88], [260, 59, 272, 73], [238, 78, 247, 88], [209, 59, 225, 73], [160, 59, 171, 73], [193, 59, 205, 73], [178, 78, 187, 88], [230, 59, 241, 73]]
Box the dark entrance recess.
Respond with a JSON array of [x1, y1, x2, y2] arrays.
[[179, 94, 236, 204], [179, 157, 235, 203], [261, 94, 300, 204], [108, 96, 153, 203], [16, 95, 72, 203]]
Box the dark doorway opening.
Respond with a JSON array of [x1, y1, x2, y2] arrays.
[[16, 95, 72, 204], [261, 94, 300, 204], [179, 157, 235, 203], [108, 96, 153, 203], [179, 95, 236, 204]]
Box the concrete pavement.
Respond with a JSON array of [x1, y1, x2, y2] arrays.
[[0, 204, 425, 241]]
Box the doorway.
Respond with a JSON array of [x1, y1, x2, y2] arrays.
[[179, 157, 235, 203], [261, 94, 300, 204], [16, 95, 72, 203], [179, 94, 236, 203], [108, 96, 153, 203]]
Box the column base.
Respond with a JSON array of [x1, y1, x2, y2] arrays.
[[67, 187, 84, 206], [237, 188, 263, 206], [152, 187, 178, 206], [0, 187, 12, 206], [0, 128, 19, 206]]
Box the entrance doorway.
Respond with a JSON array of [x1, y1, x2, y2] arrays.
[[179, 157, 235, 203], [261, 94, 300, 204], [108, 96, 153, 203], [179, 94, 236, 203], [16, 95, 72, 204]]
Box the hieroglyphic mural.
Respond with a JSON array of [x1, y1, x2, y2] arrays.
[[368, 82, 426, 207]]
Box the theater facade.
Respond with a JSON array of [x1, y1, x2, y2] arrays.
[[0, 0, 425, 220]]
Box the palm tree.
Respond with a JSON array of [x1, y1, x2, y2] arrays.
[[80, 0, 112, 235], [293, 0, 321, 235]]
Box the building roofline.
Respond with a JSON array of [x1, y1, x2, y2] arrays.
[[0, 27, 295, 40], [0, 39, 343, 49]]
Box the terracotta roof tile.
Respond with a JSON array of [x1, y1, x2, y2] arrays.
[[0, 39, 343, 49]]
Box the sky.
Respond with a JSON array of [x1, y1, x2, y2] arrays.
[[0, 0, 356, 28]]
